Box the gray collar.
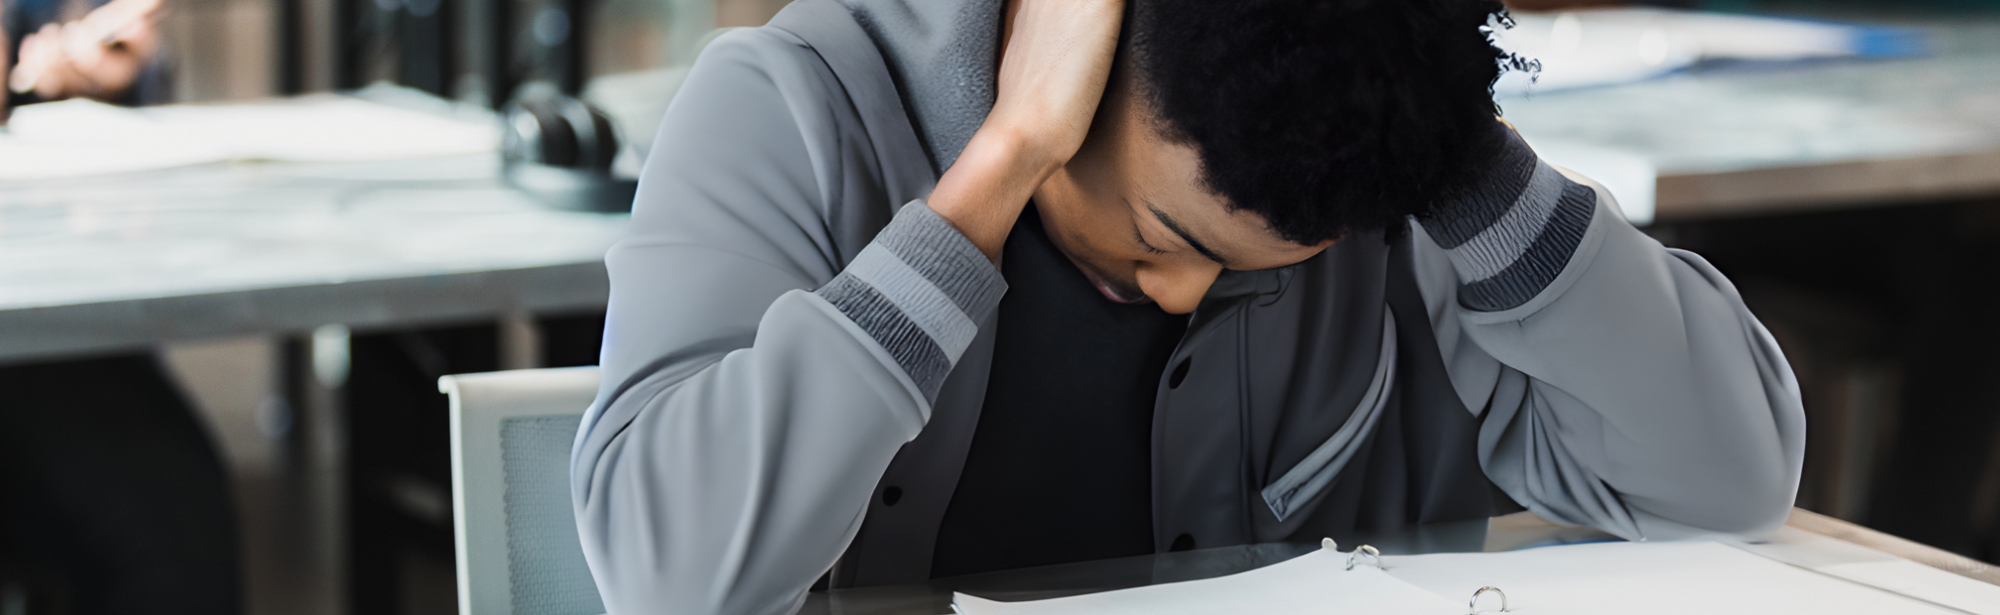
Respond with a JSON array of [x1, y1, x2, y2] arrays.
[[838, 0, 1004, 173]]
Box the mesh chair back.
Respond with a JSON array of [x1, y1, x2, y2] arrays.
[[442, 367, 605, 615], [501, 415, 605, 615]]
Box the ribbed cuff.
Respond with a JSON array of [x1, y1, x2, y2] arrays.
[[815, 200, 1006, 401], [1419, 131, 1597, 312]]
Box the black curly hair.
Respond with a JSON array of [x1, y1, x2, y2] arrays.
[[1128, 0, 1525, 245]]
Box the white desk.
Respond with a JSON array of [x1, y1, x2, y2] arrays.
[[1508, 17, 2000, 221], [0, 154, 626, 364]]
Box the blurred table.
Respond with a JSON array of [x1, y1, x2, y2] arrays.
[[0, 150, 628, 614], [0, 154, 626, 364], [802, 509, 2000, 615], [1507, 17, 2000, 221]]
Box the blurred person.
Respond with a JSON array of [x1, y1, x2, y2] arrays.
[[2, 0, 169, 119], [0, 5, 234, 612], [570, 1, 1806, 614]]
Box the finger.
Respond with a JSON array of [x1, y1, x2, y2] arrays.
[[9, 32, 60, 93], [129, 0, 167, 20], [34, 57, 85, 98], [83, 0, 163, 44], [63, 24, 109, 67]]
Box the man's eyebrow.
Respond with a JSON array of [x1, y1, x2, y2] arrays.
[[1148, 204, 1230, 267]]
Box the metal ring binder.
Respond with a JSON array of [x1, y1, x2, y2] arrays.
[[1469, 586, 1507, 614], [1346, 545, 1384, 571]]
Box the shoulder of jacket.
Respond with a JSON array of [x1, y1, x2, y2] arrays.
[[691, 26, 832, 82]]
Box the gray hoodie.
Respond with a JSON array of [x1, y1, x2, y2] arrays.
[[570, 1, 1807, 614]]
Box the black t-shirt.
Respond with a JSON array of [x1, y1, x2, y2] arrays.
[[928, 205, 1189, 578]]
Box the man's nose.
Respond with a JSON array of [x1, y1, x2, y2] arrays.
[[1138, 261, 1223, 315]]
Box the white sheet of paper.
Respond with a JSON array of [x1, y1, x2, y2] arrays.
[[141, 96, 498, 162], [1383, 540, 1958, 615], [0, 99, 230, 179], [1731, 526, 2000, 615], [952, 548, 1461, 615], [0, 94, 498, 180]]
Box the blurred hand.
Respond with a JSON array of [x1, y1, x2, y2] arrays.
[[9, 0, 165, 102], [3, 20, 10, 123], [930, 0, 1125, 260]]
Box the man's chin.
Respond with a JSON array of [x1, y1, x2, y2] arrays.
[[1040, 224, 1151, 303]]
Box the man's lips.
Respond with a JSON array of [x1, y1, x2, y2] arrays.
[[1081, 268, 1149, 304]]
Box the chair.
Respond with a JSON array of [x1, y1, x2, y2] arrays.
[[441, 367, 606, 615]]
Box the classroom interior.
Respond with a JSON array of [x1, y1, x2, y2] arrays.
[[4, 0, 2000, 614]]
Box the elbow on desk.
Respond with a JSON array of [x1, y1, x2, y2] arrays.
[[1630, 493, 1793, 542], [1625, 435, 1803, 542], [1648, 327, 1808, 541]]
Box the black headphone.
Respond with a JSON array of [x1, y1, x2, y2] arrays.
[[501, 91, 636, 212]]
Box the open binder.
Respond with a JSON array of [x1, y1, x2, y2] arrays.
[[952, 538, 1997, 615]]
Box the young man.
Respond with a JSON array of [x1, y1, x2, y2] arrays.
[[571, 1, 1806, 614]]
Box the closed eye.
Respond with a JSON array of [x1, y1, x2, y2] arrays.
[[1134, 222, 1170, 255]]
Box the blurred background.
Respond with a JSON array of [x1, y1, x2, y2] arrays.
[[2, 0, 1999, 614]]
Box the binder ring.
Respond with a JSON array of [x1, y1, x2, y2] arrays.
[[1469, 586, 1507, 614], [1346, 545, 1385, 571]]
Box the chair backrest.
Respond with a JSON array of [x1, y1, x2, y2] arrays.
[[441, 367, 606, 615]]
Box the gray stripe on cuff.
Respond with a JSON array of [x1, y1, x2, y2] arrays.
[[816, 275, 952, 401], [870, 201, 1008, 323], [1458, 180, 1597, 312], [1445, 161, 1567, 283], [843, 244, 979, 359]]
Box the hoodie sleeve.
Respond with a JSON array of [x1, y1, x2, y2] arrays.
[[1411, 165, 1806, 542], [570, 29, 1004, 615]]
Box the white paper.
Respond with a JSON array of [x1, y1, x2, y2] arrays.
[[141, 96, 498, 162], [0, 93, 498, 180], [0, 99, 230, 179], [952, 548, 1461, 615], [1383, 540, 1960, 615]]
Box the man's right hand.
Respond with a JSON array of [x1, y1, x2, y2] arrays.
[[928, 0, 1125, 262]]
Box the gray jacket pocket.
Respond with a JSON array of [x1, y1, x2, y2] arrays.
[[1259, 309, 1398, 522]]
